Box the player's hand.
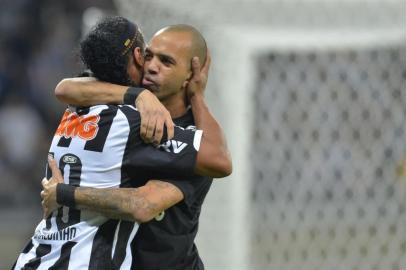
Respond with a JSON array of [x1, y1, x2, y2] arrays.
[[40, 156, 64, 219], [136, 90, 174, 144], [186, 50, 211, 99]]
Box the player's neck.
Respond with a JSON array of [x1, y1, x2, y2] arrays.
[[161, 90, 188, 119]]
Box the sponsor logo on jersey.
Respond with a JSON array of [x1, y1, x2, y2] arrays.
[[158, 140, 188, 154], [55, 111, 100, 141]]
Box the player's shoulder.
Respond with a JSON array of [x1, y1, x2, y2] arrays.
[[84, 104, 139, 117], [73, 104, 118, 115], [83, 104, 140, 127], [116, 104, 141, 122]]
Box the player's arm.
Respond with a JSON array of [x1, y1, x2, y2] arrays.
[[188, 54, 233, 178], [56, 182, 182, 223], [41, 157, 183, 222], [55, 77, 174, 143], [55, 77, 127, 105], [74, 180, 183, 222]]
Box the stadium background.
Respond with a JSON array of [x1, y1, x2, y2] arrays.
[[2, 0, 406, 269]]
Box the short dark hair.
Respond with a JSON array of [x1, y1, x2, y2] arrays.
[[80, 16, 145, 85]]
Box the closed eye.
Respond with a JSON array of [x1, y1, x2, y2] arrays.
[[144, 52, 153, 61], [160, 55, 175, 66]]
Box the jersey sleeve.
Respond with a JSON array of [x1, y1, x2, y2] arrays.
[[125, 126, 203, 179], [158, 176, 212, 206]]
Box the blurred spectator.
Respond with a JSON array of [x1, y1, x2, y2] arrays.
[[0, 0, 116, 207]]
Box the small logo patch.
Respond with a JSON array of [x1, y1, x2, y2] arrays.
[[63, 155, 78, 164], [158, 140, 188, 154]]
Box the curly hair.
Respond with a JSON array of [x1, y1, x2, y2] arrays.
[[80, 16, 145, 85]]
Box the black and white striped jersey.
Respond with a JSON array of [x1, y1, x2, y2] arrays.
[[13, 104, 202, 270]]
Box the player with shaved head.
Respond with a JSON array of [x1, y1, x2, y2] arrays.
[[37, 19, 230, 270], [13, 16, 231, 270]]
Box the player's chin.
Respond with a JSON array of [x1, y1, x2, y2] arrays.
[[142, 84, 159, 93], [149, 86, 161, 94]]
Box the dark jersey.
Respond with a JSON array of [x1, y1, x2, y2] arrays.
[[131, 108, 213, 270], [13, 105, 203, 270]]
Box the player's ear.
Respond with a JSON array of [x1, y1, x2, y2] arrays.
[[133, 47, 144, 67]]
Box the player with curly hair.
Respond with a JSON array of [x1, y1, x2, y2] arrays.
[[13, 16, 231, 270]]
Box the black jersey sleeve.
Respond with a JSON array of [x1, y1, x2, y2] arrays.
[[125, 126, 203, 179], [159, 176, 212, 206]]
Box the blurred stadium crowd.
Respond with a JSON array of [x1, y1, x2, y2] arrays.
[[0, 0, 116, 207]]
